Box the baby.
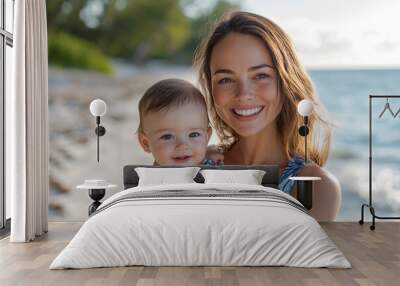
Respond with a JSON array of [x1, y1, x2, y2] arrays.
[[137, 78, 221, 166]]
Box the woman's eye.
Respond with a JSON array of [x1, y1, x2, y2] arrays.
[[160, 134, 173, 140], [255, 73, 269, 80], [189, 132, 201, 138], [218, 78, 234, 85]]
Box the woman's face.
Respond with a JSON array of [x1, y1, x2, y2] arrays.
[[210, 32, 282, 137]]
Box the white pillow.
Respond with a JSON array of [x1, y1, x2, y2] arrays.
[[200, 169, 266, 185], [135, 167, 201, 186]]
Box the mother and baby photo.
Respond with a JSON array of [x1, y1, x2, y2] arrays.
[[44, 1, 400, 223], [136, 11, 339, 221]]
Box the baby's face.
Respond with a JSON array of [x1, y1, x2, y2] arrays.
[[139, 103, 211, 166]]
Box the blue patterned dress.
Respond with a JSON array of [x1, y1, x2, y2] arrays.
[[202, 159, 224, 166], [278, 157, 306, 194]]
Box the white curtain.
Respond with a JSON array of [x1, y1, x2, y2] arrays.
[[7, 0, 49, 242]]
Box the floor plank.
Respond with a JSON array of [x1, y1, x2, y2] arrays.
[[0, 222, 399, 286]]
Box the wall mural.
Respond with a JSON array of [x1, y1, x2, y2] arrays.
[[47, 0, 400, 221]]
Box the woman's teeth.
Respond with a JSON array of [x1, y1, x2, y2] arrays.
[[233, 106, 263, 117]]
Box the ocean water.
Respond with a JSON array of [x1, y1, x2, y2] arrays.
[[309, 69, 400, 220]]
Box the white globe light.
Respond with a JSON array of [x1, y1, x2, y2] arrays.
[[90, 99, 107, 117], [297, 99, 314, 116]]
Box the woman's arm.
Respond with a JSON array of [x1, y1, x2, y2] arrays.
[[297, 164, 342, 222]]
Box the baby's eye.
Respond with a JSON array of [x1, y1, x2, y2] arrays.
[[189, 132, 201, 138], [218, 78, 234, 85], [160, 134, 174, 140], [254, 73, 270, 80]]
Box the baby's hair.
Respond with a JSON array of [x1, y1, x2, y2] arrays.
[[137, 78, 207, 133]]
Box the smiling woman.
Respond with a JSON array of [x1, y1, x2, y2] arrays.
[[194, 11, 341, 221]]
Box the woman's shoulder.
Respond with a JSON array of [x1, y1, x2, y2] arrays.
[[299, 163, 342, 221], [299, 163, 341, 193], [299, 163, 336, 178]]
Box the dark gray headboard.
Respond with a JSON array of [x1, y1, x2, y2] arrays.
[[123, 165, 280, 189]]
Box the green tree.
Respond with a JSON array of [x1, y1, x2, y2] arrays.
[[176, 0, 240, 63], [48, 31, 113, 74], [46, 0, 240, 67], [47, 0, 89, 36], [97, 0, 190, 63]]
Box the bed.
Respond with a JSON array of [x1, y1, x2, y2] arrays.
[[50, 165, 351, 269]]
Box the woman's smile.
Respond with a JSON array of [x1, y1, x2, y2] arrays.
[[232, 106, 264, 119]]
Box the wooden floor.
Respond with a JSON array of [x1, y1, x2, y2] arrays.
[[0, 222, 399, 286]]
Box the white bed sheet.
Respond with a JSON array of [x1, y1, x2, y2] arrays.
[[50, 183, 351, 269]]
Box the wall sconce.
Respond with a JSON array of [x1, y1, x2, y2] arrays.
[[297, 99, 314, 163], [293, 99, 321, 210], [89, 99, 107, 162]]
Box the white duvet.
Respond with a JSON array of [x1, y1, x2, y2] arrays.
[[50, 183, 351, 269]]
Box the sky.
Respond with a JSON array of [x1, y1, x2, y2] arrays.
[[241, 0, 400, 68], [78, 0, 400, 69]]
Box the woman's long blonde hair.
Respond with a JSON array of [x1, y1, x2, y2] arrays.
[[194, 11, 332, 166]]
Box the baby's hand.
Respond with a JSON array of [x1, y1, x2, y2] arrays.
[[206, 145, 224, 164]]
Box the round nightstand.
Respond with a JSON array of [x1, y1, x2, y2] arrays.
[[289, 176, 321, 210], [77, 180, 117, 216]]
